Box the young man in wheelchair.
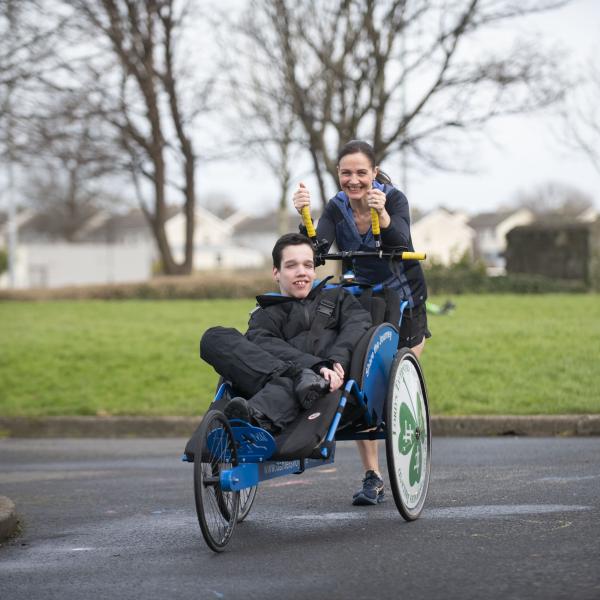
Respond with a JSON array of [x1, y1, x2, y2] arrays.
[[200, 232, 372, 439]]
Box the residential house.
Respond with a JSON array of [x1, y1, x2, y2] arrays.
[[233, 208, 340, 278], [233, 209, 303, 260], [468, 208, 535, 274], [411, 207, 475, 265], [0, 205, 263, 289]]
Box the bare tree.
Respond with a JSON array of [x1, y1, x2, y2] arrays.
[[236, 0, 572, 208], [512, 181, 593, 218], [559, 56, 600, 176], [58, 0, 210, 275], [226, 65, 302, 234], [0, 0, 68, 158], [22, 93, 127, 241]]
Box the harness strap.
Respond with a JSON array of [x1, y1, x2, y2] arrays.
[[307, 287, 342, 354]]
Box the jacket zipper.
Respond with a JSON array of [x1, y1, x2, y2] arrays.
[[302, 301, 310, 330]]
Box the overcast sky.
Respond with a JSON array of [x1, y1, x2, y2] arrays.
[[198, 0, 600, 217]]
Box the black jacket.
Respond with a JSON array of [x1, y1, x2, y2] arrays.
[[246, 279, 372, 373]]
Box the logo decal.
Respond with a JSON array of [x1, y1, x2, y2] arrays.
[[307, 412, 321, 420], [398, 392, 425, 486]]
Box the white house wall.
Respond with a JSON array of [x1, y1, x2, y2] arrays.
[[411, 210, 475, 265], [165, 210, 233, 248], [0, 243, 153, 289], [193, 246, 265, 270]]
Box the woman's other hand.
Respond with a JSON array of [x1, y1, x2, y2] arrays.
[[293, 182, 311, 214], [366, 187, 387, 215]]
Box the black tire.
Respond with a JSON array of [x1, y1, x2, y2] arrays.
[[385, 348, 431, 521], [193, 410, 240, 552]]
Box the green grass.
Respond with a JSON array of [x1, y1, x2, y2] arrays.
[[1, 295, 599, 417], [0, 299, 255, 417], [420, 294, 600, 415]]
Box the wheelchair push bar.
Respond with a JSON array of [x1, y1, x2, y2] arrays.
[[301, 206, 426, 262]]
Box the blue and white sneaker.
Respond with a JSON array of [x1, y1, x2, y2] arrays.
[[352, 470, 385, 505]]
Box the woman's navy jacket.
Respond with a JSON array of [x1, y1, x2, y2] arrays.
[[316, 182, 427, 308]]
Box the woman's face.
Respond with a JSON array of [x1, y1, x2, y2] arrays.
[[337, 152, 379, 203]]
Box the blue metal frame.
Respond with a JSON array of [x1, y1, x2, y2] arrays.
[[185, 285, 410, 491]]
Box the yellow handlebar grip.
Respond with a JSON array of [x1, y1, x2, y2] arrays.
[[301, 206, 316, 239], [401, 251, 426, 261], [370, 208, 381, 236]]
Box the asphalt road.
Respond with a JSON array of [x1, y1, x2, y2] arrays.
[[1, 437, 599, 600]]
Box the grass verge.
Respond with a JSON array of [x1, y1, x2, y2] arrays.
[[1, 295, 599, 417]]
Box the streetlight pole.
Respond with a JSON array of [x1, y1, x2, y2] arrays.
[[400, 27, 408, 198], [5, 0, 17, 288]]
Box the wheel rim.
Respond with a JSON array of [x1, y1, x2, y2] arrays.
[[387, 351, 430, 518], [194, 413, 239, 551]]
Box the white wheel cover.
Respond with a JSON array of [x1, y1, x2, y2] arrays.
[[390, 357, 428, 510]]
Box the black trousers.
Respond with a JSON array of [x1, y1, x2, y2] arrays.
[[200, 326, 300, 430]]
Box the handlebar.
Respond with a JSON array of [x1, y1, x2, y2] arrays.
[[370, 208, 381, 250], [300, 207, 425, 262], [318, 250, 426, 262], [301, 206, 317, 240]]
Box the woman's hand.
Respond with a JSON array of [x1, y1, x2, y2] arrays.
[[320, 366, 343, 392], [366, 188, 391, 228], [293, 182, 311, 214]]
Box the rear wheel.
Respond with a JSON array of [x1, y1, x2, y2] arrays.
[[193, 410, 240, 552], [385, 348, 431, 521]]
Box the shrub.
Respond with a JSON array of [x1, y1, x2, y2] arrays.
[[424, 258, 588, 294], [0, 270, 277, 301], [0, 248, 7, 275]]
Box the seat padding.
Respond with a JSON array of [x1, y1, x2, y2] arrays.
[[271, 390, 341, 460]]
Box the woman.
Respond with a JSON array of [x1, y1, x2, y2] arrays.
[[292, 139, 430, 506]]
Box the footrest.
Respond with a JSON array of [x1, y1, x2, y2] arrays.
[[228, 422, 277, 463]]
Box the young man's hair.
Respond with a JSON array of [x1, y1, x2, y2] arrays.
[[272, 233, 315, 269]]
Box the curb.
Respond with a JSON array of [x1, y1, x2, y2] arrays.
[[0, 416, 202, 438], [431, 415, 600, 437], [0, 415, 599, 438], [0, 496, 18, 543]]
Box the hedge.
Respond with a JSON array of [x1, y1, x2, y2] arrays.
[[0, 264, 589, 301]]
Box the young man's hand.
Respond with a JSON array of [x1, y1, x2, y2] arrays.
[[332, 362, 345, 380], [320, 362, 345, 392]]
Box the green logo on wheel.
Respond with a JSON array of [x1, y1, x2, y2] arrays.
[[398, 395, 425, 486]]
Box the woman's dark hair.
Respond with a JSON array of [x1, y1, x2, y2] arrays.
[[337, 140, 393, 185], [272, 233, 315, 269]]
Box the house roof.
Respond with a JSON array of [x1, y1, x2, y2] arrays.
[[78, 206, 179, 242], [234, 210, 306, 234], [468, 210, 525, 230], [18, 205, 102, 241]]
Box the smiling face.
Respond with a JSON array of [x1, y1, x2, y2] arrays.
[[337, 152, 379, 203], [273, 243, 316, 299]]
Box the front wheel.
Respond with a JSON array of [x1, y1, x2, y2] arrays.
[[385, 348, 431, 521], [193, 410, 240, 551], [237, 485, 258, 522]]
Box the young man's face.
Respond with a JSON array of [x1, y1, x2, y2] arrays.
[[273, 243, 316, 299]]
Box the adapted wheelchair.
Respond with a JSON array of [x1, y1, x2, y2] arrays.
[[183, 239, 431, 552]]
